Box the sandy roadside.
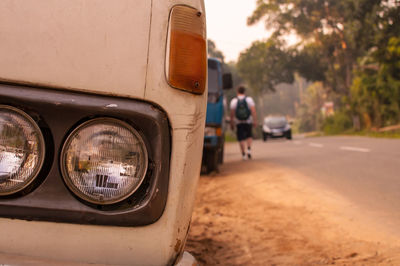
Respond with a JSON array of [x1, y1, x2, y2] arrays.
[[185, 158, 400, 265]]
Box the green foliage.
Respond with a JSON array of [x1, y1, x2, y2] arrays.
[[350, 36, 400, 128], [293, 43, 327, 83], [224, 130, 237, 143], [241, 0, 400, 133], [322, 110, 353, 134], [208, 39, 225, 62], [295, 82, 324, 133], [247, 1, 394, 93], [237, 39, 294, 94]]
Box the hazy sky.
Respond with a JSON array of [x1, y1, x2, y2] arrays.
[[205, 0, 271, 62]]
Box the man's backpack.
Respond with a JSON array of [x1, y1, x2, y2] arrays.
[[235, 97, 251, 120]]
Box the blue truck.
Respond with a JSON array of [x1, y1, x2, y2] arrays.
[[202, 58, 232, 173]]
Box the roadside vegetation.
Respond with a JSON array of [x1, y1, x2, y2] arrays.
[[209, 1, 400, 138]]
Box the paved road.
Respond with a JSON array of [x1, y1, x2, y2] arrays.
[[225, 135, 400, 236]]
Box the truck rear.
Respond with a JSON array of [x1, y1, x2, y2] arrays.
[[202, 58, 232, 173]]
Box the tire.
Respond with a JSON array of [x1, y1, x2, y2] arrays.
[[263, 132, 268, 142], [206, 149, 219, 174], [218, 145, 224, 164], [286, 131, 292, 140]]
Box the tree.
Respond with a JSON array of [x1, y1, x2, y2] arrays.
[[237, 39, 294, 94], [351, 37, 400, 128], [248, 0, 387, 95], [243, 0, 400, 130], [296, 82, 325, 132], [207, 39, 225, 62], [349, 1, 400, 128]]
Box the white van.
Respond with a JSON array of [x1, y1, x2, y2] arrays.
[[0, 0, 206, 265]]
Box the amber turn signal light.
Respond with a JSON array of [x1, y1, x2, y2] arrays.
[[216, 127, 222, 137], [167, 5, 207, 94]]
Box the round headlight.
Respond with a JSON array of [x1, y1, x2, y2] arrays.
[[0, 105, 45, 195], [61, 118, 148, 205]]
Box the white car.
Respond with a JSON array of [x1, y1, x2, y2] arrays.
[[262, 116, 292, 141]]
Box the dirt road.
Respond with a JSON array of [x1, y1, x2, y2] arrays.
[[185, 141, 400, 265]]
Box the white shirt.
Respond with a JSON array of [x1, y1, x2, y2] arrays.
[[230, 95, 255, 124]]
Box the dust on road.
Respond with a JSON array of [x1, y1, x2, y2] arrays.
[[185, 145, 400, 265]]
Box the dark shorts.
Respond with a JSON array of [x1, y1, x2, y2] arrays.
[[236, 123, 252, 141]]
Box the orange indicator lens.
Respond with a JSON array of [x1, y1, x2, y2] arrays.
[[168, 5, 207, 94]]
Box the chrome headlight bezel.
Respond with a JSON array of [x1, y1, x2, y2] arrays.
[[0, 84, 170, 226], [0, 105, 45, 196]]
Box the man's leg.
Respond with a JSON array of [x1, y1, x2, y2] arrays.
[[246, 137, 252, 149], [246, 123, 253, 159], [236, 124, 247, 159], [239, 141, 246, 159], [246, 138, 252, 159]]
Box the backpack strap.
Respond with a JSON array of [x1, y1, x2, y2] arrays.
[[236, 96, 246, 105]]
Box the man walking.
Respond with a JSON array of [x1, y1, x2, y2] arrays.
[[230, 86, 257, 160]]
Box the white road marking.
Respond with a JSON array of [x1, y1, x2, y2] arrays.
[[340, 146, 370, 153], [309, 143, 324, 148]]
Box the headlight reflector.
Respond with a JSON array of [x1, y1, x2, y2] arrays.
[[61, 118, 148, 205], [0, 105, 45, 195]]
